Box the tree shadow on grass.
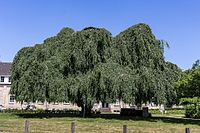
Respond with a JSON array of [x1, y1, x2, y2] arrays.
[[15, 112, 81, 119], [93, 114, 200, 126], [151, 116, 200, 126], [16, 113, 200, 126]]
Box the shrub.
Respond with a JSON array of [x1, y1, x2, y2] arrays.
[[149, 108, 185, 115], [35, 109, 45, 113], [165, 108, 185, 115], [179, 97, 200, 118], [185, 104, 197, 118], [4, 108, 25, 113], [197, 104, 200, 118], [180, 97, 198, 105]]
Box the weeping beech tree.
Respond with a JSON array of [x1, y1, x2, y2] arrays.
[[112, 24, 181, 106], [11, 23, 180, 116]]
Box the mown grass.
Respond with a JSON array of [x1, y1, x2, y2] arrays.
[[0, 112, 200, 133], [149, 108, 185, 118]]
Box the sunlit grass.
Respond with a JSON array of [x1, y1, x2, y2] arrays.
[[0, 113, 199, 133]]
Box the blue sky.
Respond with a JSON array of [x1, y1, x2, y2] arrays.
[[0, 0, 200, 70]]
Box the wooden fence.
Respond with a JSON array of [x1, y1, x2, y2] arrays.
[[23, 120, 191, 133]]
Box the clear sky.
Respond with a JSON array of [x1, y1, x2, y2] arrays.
[[0, 0, 200, 70]]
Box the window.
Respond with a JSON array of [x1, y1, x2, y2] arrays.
[[0, 76, 5, 82], [102, 103, 109, 108], [8, 76, 11, 82], [9, 96, 15, 103]]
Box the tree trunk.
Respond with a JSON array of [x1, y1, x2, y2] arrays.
[[81, 104, 92, 117]]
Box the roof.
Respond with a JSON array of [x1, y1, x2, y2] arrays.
[[0, 62, 12, 75]]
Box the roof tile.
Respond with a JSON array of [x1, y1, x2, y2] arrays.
[[0, 62, 12, 75]]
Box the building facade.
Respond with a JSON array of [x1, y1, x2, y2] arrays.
[[0, 62, 15, 109]]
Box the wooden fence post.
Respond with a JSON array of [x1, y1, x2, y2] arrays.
[[24, 120, 29, 133], [185, 128, 190, 133], [71, 122, 76, 133], [123, 125, 127, 133]]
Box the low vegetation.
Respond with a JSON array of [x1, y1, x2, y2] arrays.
[[0, 112, 200, 133], [149, 108, 185, 116], [179, 97, 200, 118]]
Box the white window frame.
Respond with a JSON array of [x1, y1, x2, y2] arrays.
[[9, 95, 15, 104], [0, 76, 5, 83]]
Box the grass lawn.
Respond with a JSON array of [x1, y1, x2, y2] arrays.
[[0, 112, 200, 133]]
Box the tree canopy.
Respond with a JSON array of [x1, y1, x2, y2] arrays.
[[11, 23, 180, 116], [176, 63, 200, 99]]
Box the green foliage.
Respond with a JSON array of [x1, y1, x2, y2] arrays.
[[185, 104, 199, 118], [149, 108, 185, 115], [112, 24, 180, 106], [176, 67, 200, 99], [180, 97, 200, 118], [2, 108, 81, 118], [11, 23, 180, 116], [176, 59, 200, 101], [180, 97, 199, 105], [197, 104, 200, 118], [192, 59, 200, 70]]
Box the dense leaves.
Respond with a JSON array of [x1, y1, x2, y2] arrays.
[[11, 23, 179, 116], [176, 65, 200, 99], [180, 97, 200, 118], [176, 60, 200, 118], [112, 24, 180, 106]]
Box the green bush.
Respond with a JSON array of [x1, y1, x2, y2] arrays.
[[185, 103, 200, 118], [4, 108, 25, 113], [165, 108, 185, 115], [179, 97, 200, 118], [2, 108, 80, 115], [35, 109, 45, 113], [185, 104, 197, 118], [197, 104, 200, 118], [149, 108, 185, 115]]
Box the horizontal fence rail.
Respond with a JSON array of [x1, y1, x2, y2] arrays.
[[22, 120, 191, 133]]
